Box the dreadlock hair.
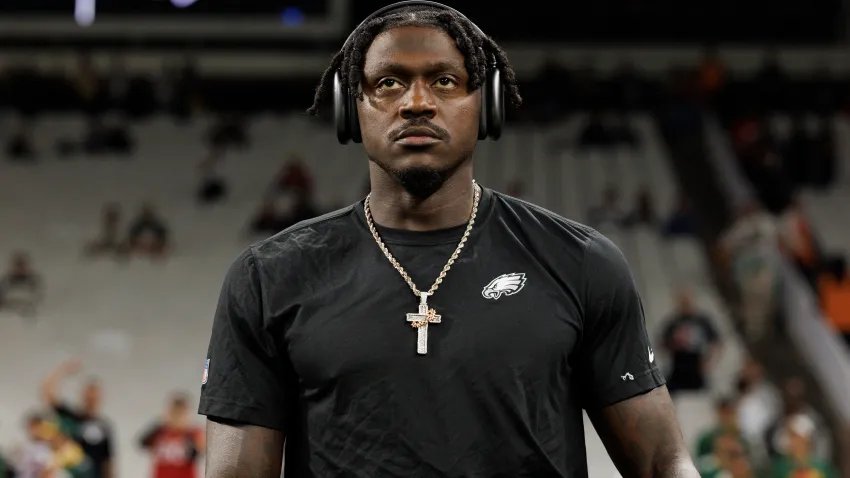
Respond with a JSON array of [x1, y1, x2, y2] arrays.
[[306, 5, 522, 116]]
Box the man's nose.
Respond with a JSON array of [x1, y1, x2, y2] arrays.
[[399, 80, 436, 119]]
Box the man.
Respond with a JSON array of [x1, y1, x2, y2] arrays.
[[127, 203, 170, 258], [41, 358, 114, 478], [199, 3, 698, 477], [140, 393, 205, 478], [661, 287, 721, 394], [0, 251, 43, 317]]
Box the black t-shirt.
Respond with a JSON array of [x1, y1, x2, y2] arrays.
[[662, 313, 719, 382], [54, 403, 113, 478], [199, 188, 665, 478]]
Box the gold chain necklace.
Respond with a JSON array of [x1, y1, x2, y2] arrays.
[[363, 181, 481, 355]]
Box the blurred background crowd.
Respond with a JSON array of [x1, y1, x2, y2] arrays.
[[1, 1, 850, 477]]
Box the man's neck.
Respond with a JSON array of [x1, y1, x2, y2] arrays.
[[367, 167, 476, 231]]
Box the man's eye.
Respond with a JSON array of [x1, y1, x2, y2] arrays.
[[434, 77, 457, 88], [378, 78, 402, 90]]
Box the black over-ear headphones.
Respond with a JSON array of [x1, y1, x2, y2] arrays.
[[333, 0, 504, 145]]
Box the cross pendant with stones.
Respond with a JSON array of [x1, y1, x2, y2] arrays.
[[406, 292, 442, 355]]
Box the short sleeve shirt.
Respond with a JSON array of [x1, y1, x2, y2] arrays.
[[199, 187, 665, 478]]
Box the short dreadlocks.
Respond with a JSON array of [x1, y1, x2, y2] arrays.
[[306, 5, 522, 116]]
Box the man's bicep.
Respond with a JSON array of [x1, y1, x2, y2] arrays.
[[588, 386, 698, 478], [205, 418, 284, 478]]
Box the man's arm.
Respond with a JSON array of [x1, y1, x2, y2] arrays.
[[199, 248, 293, 477], [577, 232, 698, 478], [205, 418, 284, 478], [588, 386, 699, 478], [41, 358, 82, 408]]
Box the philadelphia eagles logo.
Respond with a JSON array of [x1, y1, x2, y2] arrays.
[[481, 273, 527, 300]]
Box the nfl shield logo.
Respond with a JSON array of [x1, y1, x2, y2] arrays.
[[202, 359, 210, 385]]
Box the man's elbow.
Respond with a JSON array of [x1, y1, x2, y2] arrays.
[[652, 452, 700, 478]]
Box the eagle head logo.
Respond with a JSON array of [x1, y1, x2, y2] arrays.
[[482, 273, 527, 300]]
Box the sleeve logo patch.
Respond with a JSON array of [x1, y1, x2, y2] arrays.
[[202, 359, 210, 385]]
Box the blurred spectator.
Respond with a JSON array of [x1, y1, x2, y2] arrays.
[[663, 195, 698, 238], [41, 419, 96, 478], [624, 186, 657, 227], [818, 256, 850, 347], [197, 151, 228, 205], [15, 413, 53, 478], [765, 377, 830, 462], [208, 114, 248, 152], [127, 204, 170, 258], [718, 202, 781, 339], [274, 155, 314, 197], [660, 288, 720, 394], [695, 397, 749, 460], [587, 185, 626, 230], [83, 116, 134, 157], [162, 57, 202, 121], [736, 358, 781, 456], [700, 432, 752, 478], [250, 200, 288, 237], [41, 359, 114, 478], [139, 393, 204, 478], [698, 47, 726, 102], [84, 203, 122, 258], [72, 54, 102, 117], [778, 198, 819, 289], [768, 414, 837, 478], [6, 121, 36, 161], [0, 252, 43, 318]]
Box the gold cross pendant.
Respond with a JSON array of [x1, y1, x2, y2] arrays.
[[405, 292, 442, 355]]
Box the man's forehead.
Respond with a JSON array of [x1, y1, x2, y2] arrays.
[[365, 26, 463, 66]]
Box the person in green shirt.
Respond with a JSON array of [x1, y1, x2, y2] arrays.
[[696, 397, 750, 458], [700, 432, 754, 478], [769, 414, 837, 478]]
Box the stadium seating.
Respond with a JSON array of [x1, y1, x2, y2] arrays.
[[0, 113, 746, 477]]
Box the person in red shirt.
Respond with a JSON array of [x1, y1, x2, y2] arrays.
[[139, 393, 205, 478]]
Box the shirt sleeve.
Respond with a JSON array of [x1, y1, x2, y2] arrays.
[[198, 247, 293, 431], [576, 231, 666, 409]]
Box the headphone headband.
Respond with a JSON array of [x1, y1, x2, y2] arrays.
[[340, 1, 487, 52]]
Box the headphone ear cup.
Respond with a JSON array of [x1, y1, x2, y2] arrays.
[[487, 68, 504, 141], [477, 76, 489, 141], [350, 94, 362, 143], [333, 71, 350, 144]]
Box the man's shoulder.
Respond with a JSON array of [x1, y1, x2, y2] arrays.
[[248, 203, 359, 267], [491, 190, 611, 256]]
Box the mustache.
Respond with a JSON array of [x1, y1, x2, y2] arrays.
[[387, 118, 451, 142]]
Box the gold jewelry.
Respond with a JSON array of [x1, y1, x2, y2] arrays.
[[363, 181, 481, 355]]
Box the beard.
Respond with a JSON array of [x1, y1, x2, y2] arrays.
[[393, 165, 452, 199], [370, 155, 466, 200]]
